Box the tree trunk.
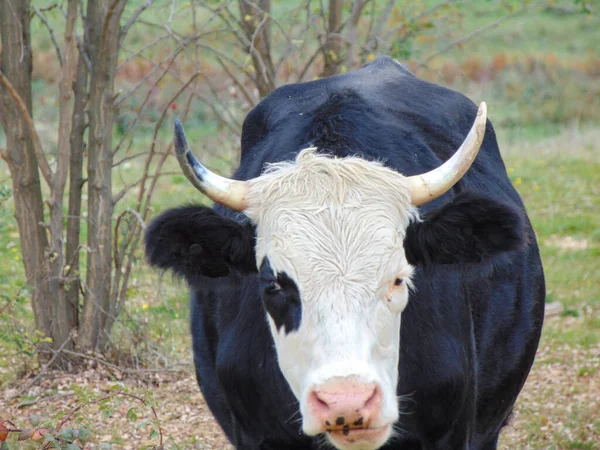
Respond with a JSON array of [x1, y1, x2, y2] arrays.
[[80, 0, 126, 351], [46, 0, 80, 357], [345, 1, 369, 69], [238, 0, 276, 98], [0, 0, 54, 356], [64, 30, 89, 335], [321, 0, 343, 77]]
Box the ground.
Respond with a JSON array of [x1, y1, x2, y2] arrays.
[[1, 313, 598, 449]]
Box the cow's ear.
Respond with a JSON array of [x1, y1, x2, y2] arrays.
[[404, 191, 527, 266], [144, 205, 256, 282]]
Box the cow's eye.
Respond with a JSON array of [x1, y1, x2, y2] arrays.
[[394, 278, 404, 286], [265, 281, 282, 295]]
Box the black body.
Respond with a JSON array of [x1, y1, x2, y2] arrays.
[[145, 57, 545, 449]]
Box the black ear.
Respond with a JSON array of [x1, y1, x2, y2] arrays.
[[144, 205, 256, 282], [404, 191, 527, 266]]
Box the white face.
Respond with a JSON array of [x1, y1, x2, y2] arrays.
[[245, 150, 418, 450]]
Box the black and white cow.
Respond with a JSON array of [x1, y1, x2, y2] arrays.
[[145, 57, 545, 450]]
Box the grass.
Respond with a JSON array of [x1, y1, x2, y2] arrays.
[[495, 128, 600, 448]]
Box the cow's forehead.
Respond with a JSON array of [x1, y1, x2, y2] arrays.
[[245, 148, 417, 224], [245, 149, 418, 290]]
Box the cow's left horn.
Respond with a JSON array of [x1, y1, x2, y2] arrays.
[[407, 102, 487, 206], [173, 119, 248, 211]]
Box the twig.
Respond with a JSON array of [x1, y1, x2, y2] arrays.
[[17, 334, 73, 397], [32, 5, 63, 66], [116, 33, 170, 71], [362, 0, 395, 55], [53, 392, 113, 436], [113, 151, 169, 168], [120, 0, 155, 45], [418, 5, 529, 67], [0, 70, 53, 186], [118, 392, 164, 446], [59, 349, 188, 375], [296, 7, 357, 82], [274, 0, 312, 73], [39, 3, 59, 12], [216, 55, 256, 107], [381, 0, 459, 43], [111, 170, 179, 206]]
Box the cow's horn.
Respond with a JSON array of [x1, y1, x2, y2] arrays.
[[407, 102, 487, 206], [174, 119, 248, 211]]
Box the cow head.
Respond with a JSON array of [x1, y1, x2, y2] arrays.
[[146, 103, 525, 450]]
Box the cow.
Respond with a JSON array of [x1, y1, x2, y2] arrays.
[[144, 57, 545, 450]]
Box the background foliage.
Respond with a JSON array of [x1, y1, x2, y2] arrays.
[[0, 0, 599, 448]]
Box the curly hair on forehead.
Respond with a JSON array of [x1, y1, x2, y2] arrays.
[[246, 148, 418, 222]]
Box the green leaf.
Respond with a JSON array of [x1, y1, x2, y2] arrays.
[[29, 414, 41, 427], [136, 420, 150, 430], [43, 433, 60, 449], [126, 407, 138, 422], [77, 426, 90, 444], [57, 427, 75, 442], [149, 429, 159, 440]]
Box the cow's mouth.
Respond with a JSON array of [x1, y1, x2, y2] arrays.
[[325, 424, 392, 450]]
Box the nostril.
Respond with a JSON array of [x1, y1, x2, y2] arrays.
[[363, 385, 381, 412], [308, 390, 330, 416]]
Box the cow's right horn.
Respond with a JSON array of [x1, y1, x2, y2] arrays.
[[174, 119, 248, 211]]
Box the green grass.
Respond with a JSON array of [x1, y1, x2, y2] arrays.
[[502, 128, 600, 316]]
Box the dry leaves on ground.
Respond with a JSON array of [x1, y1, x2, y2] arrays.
[[1, 318, 598, 449]]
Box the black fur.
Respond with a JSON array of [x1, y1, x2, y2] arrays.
[[144, 205, 256, 281], [405, 191, 527, 266], [144, 57, 545, 450], [259, 258, 302, 334]]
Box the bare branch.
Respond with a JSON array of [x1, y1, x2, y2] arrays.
[[216, 56, 256, 107], [238, 0, 276, 97], [17, 333, 74, 396], [74, 34, 92, 71], [201, 1, 251, 49], [274, 0, 312, 73], [297, 4, 360, 82], [112, 71, 200, 206], [380, 0, 459, 46], [113, 151, 169, 168], [113, 42, 195, 153], [0, 70, 53, 186], [39, 3, 60, 12], [117, 33, 170, 70], [32, 5, 63, 67], [120, 0, 155, 45], [418, 5, 529, 67], [362, 0, 394, 55], [344, 0, 371, 68]]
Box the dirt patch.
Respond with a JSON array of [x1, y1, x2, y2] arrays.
[[1, 368, 232, 449], [499, 328, 600, 448], [546, 235, 590, 251]]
